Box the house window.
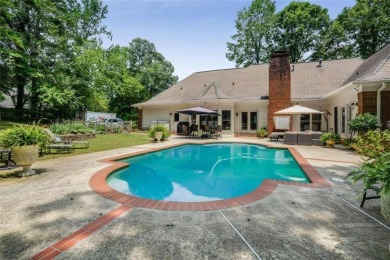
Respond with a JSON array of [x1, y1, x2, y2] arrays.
[[200, 114, 218, 129], [174, 113, 179, 122], [312, 114, 321, 131], [300, 114, 321, 131], [300, 114, 310, 131], [222, 110, 231, 130]]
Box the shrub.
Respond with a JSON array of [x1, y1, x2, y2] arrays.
[[0, 124, 49, 149], [148, 125, 170, 140], [320, 131, 340, 143], [350, 130, 390, 158], [348, 152, 390, 195], [257, 128, 267, 137], [50, 122, 94, 135], [348, 113, 381, 135]]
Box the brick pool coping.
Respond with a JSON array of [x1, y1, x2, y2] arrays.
[[32, 142, 332, 259], [89, 142, 331, 211]]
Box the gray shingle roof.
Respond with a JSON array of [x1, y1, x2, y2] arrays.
[[345, 43, 390, 83], [134, 57, 366, 107]]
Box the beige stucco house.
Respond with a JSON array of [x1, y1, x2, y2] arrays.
[[133, 44, 390, 138]]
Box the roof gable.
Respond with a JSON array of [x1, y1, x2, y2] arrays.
[[191, 82, 233, 101], [344, 43, 390, 83]]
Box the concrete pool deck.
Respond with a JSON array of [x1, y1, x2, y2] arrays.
[[0, 136, 389, 259]]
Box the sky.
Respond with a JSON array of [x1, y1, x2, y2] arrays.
[[101, 0, 356, 80]]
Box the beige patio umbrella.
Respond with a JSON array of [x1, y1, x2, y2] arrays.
[[274, 105, 323, 131], [274, 105, 323, 115]]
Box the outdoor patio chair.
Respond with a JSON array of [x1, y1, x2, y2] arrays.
[[0, 148, 17, 169], [360, 185, 381, 207], [43, 128, 89, 149], [215, 125, 222, 139], [284, 132, 297, 145], [181, 125, 190, 137], [190, 125, 198, 138], [297, 132, 313, 145], [203, 125, 211, 138]]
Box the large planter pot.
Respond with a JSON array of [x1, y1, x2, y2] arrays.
[[326, 139, 335, 148], [155, 131, 163, 143], [380, 191, 390, 222], [11, 145, 39, 176]]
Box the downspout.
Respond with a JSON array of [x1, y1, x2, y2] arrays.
[[377, 82, 387, 120]]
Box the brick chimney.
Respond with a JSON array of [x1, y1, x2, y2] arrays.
[[267, 51, 291, 134]]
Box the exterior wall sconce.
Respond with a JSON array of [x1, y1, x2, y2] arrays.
[[169, 112, 172, 116], [236, 112, 239, 117], [350, 102, 358, 109]]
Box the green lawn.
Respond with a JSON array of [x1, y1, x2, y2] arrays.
[[39, 132, 151, 160]]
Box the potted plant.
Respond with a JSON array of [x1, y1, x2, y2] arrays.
[[257, 128, 267, 138], [148, 125, 170, 142], [320, 131, 340, 148], [347, 152, 390, 222], [0, 124, 49, 176]]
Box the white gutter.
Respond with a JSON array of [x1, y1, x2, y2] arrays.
[[377, 82, 387, 119]]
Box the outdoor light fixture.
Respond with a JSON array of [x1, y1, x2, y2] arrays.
[[169, 112, 172, 116], [350, 102, 358, 109], [236, 112, 239, 116]]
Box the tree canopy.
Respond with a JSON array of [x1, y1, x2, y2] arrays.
[[226, 0, 276, 66], [0, 0, 178, 121], [227, 0, 390, 66]]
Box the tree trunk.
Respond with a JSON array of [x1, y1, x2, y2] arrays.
[[15, 78, 26, 119]]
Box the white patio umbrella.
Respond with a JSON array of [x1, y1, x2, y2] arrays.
[[274, 105, 323, 115], [274, 105, 323, 131]]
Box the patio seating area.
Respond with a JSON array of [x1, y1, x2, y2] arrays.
[[0, 137, 388, 259], [179, 124, 222, 139], [283, 131, 323, 146]]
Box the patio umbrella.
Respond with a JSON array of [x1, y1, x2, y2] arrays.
[[176, 106, 221, 116], [274, 105, 323, 115], [274, 105, 323, 131]]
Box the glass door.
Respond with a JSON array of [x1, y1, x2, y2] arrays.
[[241, 112, 257, 132], [241, 112, 248, 130]]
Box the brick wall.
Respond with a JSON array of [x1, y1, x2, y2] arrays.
[[267, 51, 291, 135], [381, 91, 390, 129], [137, 109, 143, 130], [358, 91, 376, 115], [358, 90, 390, 130]]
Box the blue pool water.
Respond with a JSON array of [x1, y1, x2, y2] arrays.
[[106, 143, 309, 202]]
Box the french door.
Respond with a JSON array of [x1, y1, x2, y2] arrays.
[[241, 112, 257, 132]]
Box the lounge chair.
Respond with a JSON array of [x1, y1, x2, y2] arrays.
[[269, 132, 285, 142], [43, 128, 89, 149], [0, 148, 17, 169]]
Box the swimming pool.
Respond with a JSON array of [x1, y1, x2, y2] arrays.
[[106, 143, 310, 202]]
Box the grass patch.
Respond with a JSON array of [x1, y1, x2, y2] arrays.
[[0, 121, 18, 130], [39, 132, 151, 160]]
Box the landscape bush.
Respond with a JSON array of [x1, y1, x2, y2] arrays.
[[50, 122, 95, 135], [148, 125, 170, 140], [350, 130, 390, 158]]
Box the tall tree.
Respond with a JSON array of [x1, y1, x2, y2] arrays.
[[0, 0, 109, 119], [311, 10, 355, 60], [226, 0, 276, 67], [127, 38, 178, 98], [339, 0, 390, 59], [275, 1, 331, 62]]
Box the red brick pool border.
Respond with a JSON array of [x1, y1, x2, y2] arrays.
[[32, 142, 332, 259], [89, 142, 331, 211]]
